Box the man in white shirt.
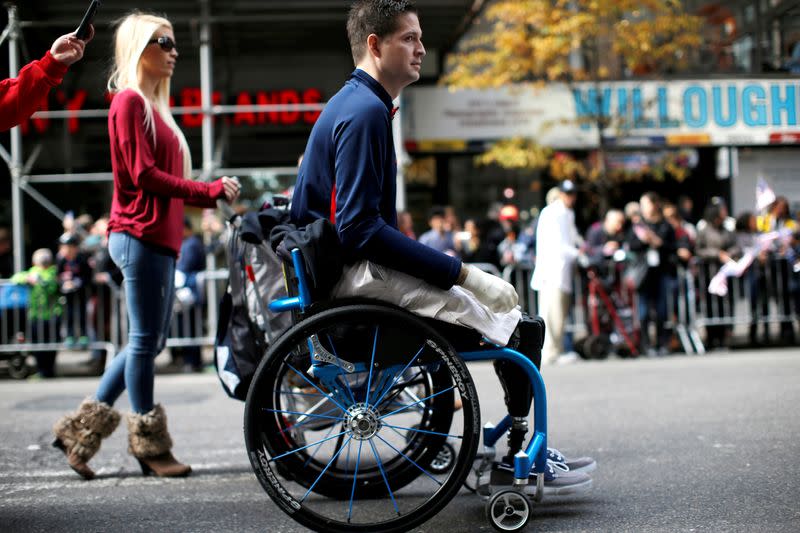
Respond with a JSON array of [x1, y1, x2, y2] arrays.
[[531, 180, 581, 364]]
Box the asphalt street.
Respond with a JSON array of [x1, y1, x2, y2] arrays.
[[1, 348, 798, 532]]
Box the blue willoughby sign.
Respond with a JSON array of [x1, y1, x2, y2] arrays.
[[403, 80, 800, 150]]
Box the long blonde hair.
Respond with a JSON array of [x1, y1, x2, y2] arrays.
[[108, 12, 192, 179]]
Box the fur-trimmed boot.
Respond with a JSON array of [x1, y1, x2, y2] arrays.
[[52, 398, 121, 480], [127, 404, 191, 477]]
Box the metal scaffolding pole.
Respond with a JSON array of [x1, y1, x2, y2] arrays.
[[7, 5, 24, 272], [199, 0, 218, 336], [200, 0, 214, 181]]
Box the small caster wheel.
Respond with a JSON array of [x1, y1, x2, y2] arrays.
[[429, 442, 455, 473], [485, 489, 530, 531]]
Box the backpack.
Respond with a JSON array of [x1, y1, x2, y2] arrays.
[[214, 215, 291, 401]]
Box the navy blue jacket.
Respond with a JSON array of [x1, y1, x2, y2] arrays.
[[291, 69, 461, 289]]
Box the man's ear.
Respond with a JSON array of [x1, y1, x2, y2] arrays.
[[367, 33, 381, 59]]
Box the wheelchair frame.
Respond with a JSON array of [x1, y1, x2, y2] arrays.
[[257, 247, 549, 530]]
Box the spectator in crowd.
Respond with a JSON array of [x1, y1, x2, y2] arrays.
[[756, 197, 796, 343], [531, 180, 581, 365], [0, 28, 93, 131], [736, 212, 770, 346], [397, 211, 416, 239], [0, 227, 12, 278], [678, 195, 696, 225], [584, 209, 625, 264], [418, 205, 457, 255], [172, 217, 205, 373], [697, 196, 736, 234], [758, 196, 797, 233], [696, 203, 739, 265], [695, 202, 740, 349], [56, 232, 91, 348], [626, 192, 676, 356], [11, 249, 62, 378], [624, 201, 642, 228], [456, 218, 485, 263], [482, 203, 507, 268], [498, 222, 527, 267], [663, 203, 694, 266], [443, 205, 462, 235], [52, 12, 240, 481], [663, 203, 694, 350]]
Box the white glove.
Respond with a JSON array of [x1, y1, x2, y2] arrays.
[[461, 264, 518, 313]]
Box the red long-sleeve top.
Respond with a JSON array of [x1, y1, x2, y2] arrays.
[[107, 89, 224, 256], [0, 52, 68, 131]]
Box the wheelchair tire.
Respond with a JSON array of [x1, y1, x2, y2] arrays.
[[7, 353, 32, 380], [244, 304, 480, 533]]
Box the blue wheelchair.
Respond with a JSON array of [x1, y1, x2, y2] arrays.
[[244, 249, 548, 532]]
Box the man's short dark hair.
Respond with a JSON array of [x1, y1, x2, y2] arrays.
[[347, 0, 418, 64]]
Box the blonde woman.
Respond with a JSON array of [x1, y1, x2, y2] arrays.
[[53, 12, 239, 480]]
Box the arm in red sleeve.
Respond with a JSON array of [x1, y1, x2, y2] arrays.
[[0, 52, 68, 132], [185, 185, 224, 208], [113, 92, 224, 202]]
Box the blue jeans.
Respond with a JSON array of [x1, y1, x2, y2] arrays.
[[95, 232, 175, 413]]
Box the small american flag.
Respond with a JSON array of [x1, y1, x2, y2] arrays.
[[755, 176, 776, 211]]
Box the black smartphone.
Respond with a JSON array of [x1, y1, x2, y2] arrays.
[[75, 0, 100, 40]]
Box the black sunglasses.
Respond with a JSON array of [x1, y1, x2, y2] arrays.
[[148, 36, 176, 52]]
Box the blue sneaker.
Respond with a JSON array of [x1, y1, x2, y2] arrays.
[[547, 447, 597, 474], [490, 459, 593, 496]]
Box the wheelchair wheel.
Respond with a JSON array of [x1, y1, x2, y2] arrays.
[[7, 353, 33, 380], [245, 304, 480, 533], [486, 489, 530, 532]]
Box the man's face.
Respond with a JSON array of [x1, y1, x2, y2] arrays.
[[561, 191, 577, 209], [429, 215, 443, 232], [607, 213, 625, 234], [640, 196, 656, 220], [377, 13, 425, 91]]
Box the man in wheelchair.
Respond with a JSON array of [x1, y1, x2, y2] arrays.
[[287, 0, 595, 497]]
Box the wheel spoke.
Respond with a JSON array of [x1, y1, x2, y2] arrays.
[[382, 423, 463, 440], [286, 362, 349, 413], [368, 438, 401, 517], [364, 326, 379, 407], [278, 390, 325, 398], [347, 440, 365, 523], [379, 385, 456, 419], [270, 430, 348, 462], [370, 343, 426, 408], [263, 408, 344, 421], [278, 406, 342, 436], [375, 434, 443, 486], [331, 431, 346, 469], [300, 435, 354, 502]]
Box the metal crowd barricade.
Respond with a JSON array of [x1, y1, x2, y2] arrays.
[[687, 256, 799, 352], [4, 255, 795, 376], [164, 268, 230, 351], [503, 259, 695, 355], [0, 278, 122, 377]]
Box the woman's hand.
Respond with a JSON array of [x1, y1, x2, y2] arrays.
[[220, 176, 241, 203]]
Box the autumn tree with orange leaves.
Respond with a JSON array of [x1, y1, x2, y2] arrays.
[[443, 0, 703, 183]]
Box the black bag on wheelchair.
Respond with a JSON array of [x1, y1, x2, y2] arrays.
[[214, 210, 291, 401]]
